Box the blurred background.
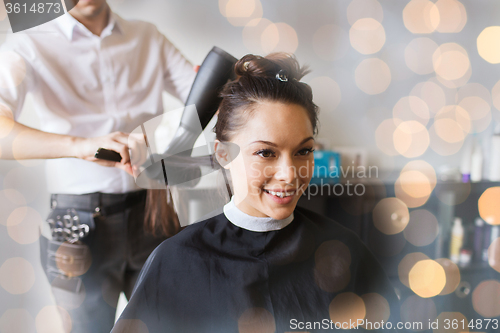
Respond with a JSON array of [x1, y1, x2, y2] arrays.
[[1, 0, 500, 332]]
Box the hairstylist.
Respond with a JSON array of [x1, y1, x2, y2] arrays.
[[0, 0, 196, 332]]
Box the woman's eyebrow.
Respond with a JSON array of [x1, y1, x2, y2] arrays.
[[250, 137, 314, 147]]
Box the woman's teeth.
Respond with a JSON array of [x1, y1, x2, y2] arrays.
[[264, 189, 295, 198]]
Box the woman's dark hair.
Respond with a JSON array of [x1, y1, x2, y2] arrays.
[[214, 52, 319, 142], [145, 53, 318, 237]]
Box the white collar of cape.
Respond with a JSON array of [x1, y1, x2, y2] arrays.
[[223, 196, 294, 232]]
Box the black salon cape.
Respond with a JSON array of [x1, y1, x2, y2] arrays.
[[111, 206, 401, 333]]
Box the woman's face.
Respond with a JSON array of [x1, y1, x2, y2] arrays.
[[216, 101, 315, 220]]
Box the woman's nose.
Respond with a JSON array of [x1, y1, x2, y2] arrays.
[[274, 156, 297, 183]]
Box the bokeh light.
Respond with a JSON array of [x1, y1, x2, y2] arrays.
[[478, 187, 500, 225], [0, 189, 27, 226], [457, 82, 492, 105], [0, 257, 35, 294], [405, 37, 438, 75], [355, 58, 391, 95], [403, 0, 440, 34], [219, 0, 263, 27], [429, 122, 464, 156], [6, 206, 42, 244], [261, 22, 298, 54], [112, 319, 149, 333], [404, 209, 439, 246], [393, 120, 429, 158], [0, 51, 27, 89], [400, 296, 437, 330], [314, 240, 351, 292], [488, 238, 500, 273], [433, 312, 468, 333], [410, 81, 446, 116], [372, 197, 409, 235], [435, 258, 461, 295], [35, 306, 72, 333], [313, 24, 350, 61], [392, 96, 430, 126], [477, 26, 500, 64], [0, 309, 35, 333], [375, 119, 399, 156], [360, 293, 390, 330], [308, 76, 342, 112], [433, 105, 470, 142], [346, 0, 383, 26], [433, 43, 470, 82], [242, 18, 273, 54], [398, 252, 430, 288], [349, 18, 386, 55], [435, 0, 467, 33], [472, 280, 500, 318], [458, 96, 491, 133], [238, 307, 275, 333], [409, 259, 446, 298], [329, 292, 366, 328]]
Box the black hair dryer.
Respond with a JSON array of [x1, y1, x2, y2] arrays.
[[143, 46, 237, 184]]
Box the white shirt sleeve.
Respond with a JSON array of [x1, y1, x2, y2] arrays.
[[158, 32, 197, 104]]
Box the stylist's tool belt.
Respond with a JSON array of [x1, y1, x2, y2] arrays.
[[45, 191, 147, 293]]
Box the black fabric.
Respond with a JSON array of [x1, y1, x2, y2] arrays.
[[112, 206, 402, 333]]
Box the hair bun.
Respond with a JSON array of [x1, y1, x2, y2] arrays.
[[234, 53, 310, 82]]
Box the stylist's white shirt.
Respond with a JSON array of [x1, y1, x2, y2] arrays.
[[0, 11, 196, 194]]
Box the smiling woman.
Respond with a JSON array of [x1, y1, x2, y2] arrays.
[[111, 53, 402, 333]]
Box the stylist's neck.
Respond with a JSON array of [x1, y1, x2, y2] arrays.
[[69, 4, 110, 37]]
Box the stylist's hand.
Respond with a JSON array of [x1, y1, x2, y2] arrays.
[[73, 131, 133, 175]]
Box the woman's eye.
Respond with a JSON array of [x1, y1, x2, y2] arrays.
[[298, 148, 315, 156], [256, 149, 275, 158]]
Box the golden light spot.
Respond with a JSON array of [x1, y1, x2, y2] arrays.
[[261, 22, 298, 54], [0, 189, 27, 226], [436, 65, 471, 89], [0, 51, 27, 89], [436, 181, 471, 206], [346, 0, 383, 26], [329, 292, 366, 329], [238, 307, 276, 333], [355, 58, 391, 95], [477, 26, 500, 64], [457, 82, 492, 108], [112, 319, 150, 333], [409, 259, 446, 298], [313, 24, 350, 61], [435, 0, 467, 33], [219, 0, 263, 27], [314, 240, 352, 292], [395, 178, 431, 208], [405, 37, 439, 75], [375, 119, 399, 156], [429, 123, 464, 156], [349, 18, 386, 55], [398, 252, 430, 288], [372, 197, 409, 235], [0, 309, 35, 333], [0, 257, 35, 294], [488, 238, 500, 273], [308, 76, 342, 112], [35, 306, 72, 333], [403, 0, 440, 34], [479, 187, 500, 225], [433, 43, 470, 81], [410, 81, 446, 116], [433, 105, 471, 143], [472, 280, 500, 317], [360, 293, 390, 330], [400, 295, 437, 328], [459, 96, 491, 133], [6, 207, 42, 244], [396, 160, 436, 208], [404, 210, 439, 247], [433, 312, 468, 333], [393, 120, 429, 158], [435, 258, 461, 295], [242, 18, 273, 54], [393, 96, 430, 126], [399, 171, 432, 198], [3, 167, 43, 203]]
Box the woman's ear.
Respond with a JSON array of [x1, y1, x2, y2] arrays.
[[214, 140, 231, 169]]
